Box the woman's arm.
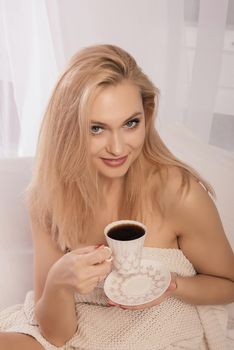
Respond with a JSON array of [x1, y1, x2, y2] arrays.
[[31, 219, 112, 346], [32, 219, 80, 346], [174, 274, 234, 305], [173, 176, 234, 305], [34, 278, 77, 347]]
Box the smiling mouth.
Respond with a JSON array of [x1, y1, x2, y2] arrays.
[[101, 156, 127, 161], [100, 155, 128, 167]]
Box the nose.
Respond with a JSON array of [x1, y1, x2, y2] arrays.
[[106, 131, 125, 156]]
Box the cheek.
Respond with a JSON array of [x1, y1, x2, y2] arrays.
[[90, 138, 106, 154], [130, 128, 145, 149]]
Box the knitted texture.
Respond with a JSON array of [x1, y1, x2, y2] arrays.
[[0, 247, 228, 350]]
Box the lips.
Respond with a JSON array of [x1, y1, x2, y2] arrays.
[[101, 155, 128, 167], [102, 156, 127, 161]]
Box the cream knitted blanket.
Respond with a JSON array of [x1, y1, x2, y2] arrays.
[[0, 247, 228, 350]]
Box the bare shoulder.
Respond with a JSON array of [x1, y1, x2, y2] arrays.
[[171, 170, 218, 227], [161, 167, 234, 280], [156, 165, 211, 210], [155, 165, 191, 207], [164, 165, 223, 239]]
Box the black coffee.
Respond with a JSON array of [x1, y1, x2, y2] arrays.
[[107, 224, 145, 241]]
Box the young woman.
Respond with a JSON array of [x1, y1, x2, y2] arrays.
[[0, 44, 233, 350]]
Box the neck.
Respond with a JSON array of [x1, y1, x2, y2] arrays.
[[97, 177, 124, 209], [99, 176, 124, 193]]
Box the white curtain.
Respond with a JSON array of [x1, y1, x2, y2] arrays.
[[0, 0, 61, 156]]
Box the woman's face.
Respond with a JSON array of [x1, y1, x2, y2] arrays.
[[88, 80, 145, 180]]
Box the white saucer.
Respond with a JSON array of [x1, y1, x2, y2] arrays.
[[104, 259, 171, 306]]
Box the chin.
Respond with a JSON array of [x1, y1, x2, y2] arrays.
[[101, 170, 128, 179], [98, 166, 130, 179]]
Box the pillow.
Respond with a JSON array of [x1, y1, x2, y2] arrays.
[[0, 157, 33, 310]]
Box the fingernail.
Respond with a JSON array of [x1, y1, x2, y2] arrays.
[[95, 244, 105, 249]]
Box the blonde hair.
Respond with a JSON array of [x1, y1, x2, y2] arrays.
[[27, 44, 214, 251]]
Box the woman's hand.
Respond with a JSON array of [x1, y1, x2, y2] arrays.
[[107, 272, 178, 310], [46, 245, 113, 295]]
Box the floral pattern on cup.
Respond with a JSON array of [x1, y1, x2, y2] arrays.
[[114, 251, 142, 274], [104, 220, 147, 276]]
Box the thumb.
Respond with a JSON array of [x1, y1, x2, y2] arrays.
[[168, 281, 177, 291], [168, 272, 178, 291]]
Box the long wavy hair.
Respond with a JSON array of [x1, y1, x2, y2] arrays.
[[26, 44, 214, 251]]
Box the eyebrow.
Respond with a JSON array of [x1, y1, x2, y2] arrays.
[[90, 112, 143, 127]]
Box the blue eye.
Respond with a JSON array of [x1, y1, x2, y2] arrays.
[[90, 125, 103, 135], [90, 118, 140, 135], [124, 118, 140, 129]]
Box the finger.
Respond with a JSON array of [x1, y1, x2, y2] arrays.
[[72, 246, 97, 255], [94, 246, 113, 262], [107, 299, 119, 306], [170, 272, 178, 284], [87, 260, 112, 279], [119, 304, 142, 310], [165, 281, 176, 293], [119, 304, 149, 311], [170, 281, 177, 290], [103, 247, 113, 262], [85, 246, 112, 265], [166, 273, 178, 292], [98, 246, 113, 262], [77, 257, 111, 281]]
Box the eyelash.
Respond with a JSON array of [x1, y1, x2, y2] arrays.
[[90, 118, 140, 135]]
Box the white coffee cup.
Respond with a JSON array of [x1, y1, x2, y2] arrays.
[[104, 220, 147, 275]]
